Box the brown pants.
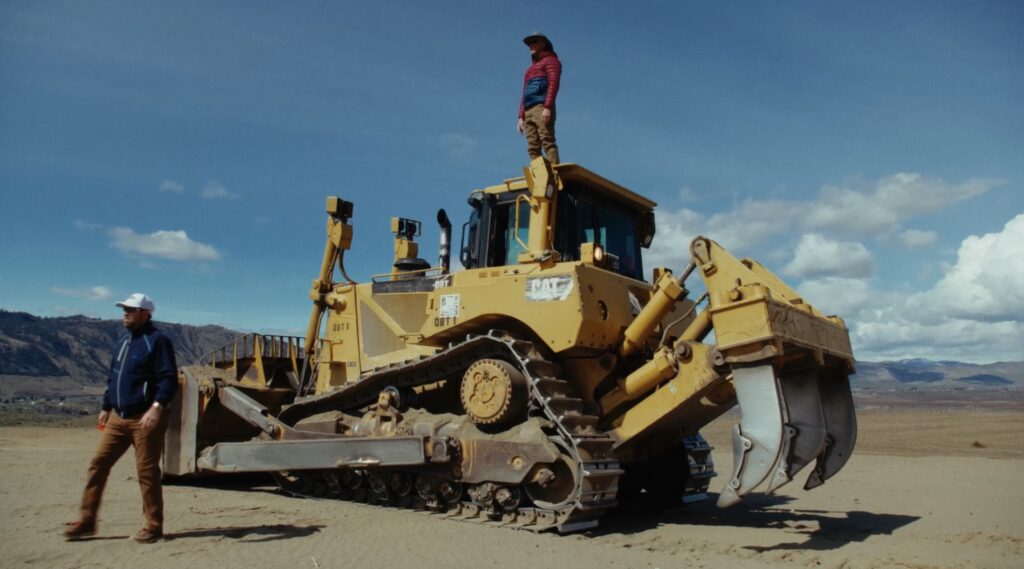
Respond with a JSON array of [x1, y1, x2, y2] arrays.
[[79, 411, 168, 530], [523, 105, 559, 163]]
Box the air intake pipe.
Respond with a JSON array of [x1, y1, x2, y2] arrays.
[[437, 209, 452, 273]]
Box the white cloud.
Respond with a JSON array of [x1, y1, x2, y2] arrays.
[[677, 186, 698, 203], [909, 213, 1024, 322], [159, 180, 185, 194], [804, 184, 900, 235], [793, 214, 1024, 363], [851, 311, 1023, 363], [799, 280, 1024, 363], [646, 200, 803, 269], [108, 227, 221, 262], [646, 174, 1017, 362], [897, 229, 938, 249], [651, 174, 1001, 258], [782, 234, 874, 279], [73, 219, 102, 231], [201, 180, 238, 200], [875, 174, 995, 215], [805, 174, 999, 236], [797, 277, 877, 318], [705, 200, 800, 251], [440, 134, 478, 160], [645, 208, 704, 269], [50, 285, 112, 301]]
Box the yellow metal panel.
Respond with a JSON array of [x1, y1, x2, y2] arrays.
[[359, 298, 407, 357], [710, 296, 854, 363], [317, 286, 361, 392], [709, 299, 774, 353], [372, 293, 430, 333], [610, 344, 731, 450], [414, 263, 650, 355], [765, 300, 854, 361], [480, 163, 656, 210]]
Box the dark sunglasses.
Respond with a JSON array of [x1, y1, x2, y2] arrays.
[[123, 307, 142, 314]]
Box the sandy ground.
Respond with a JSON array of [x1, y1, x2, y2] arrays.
[[1, 410, 1022, 569]]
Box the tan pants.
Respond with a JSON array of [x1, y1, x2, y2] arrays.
[[79, 411, 168, 530], [523, 105, 559, 163]]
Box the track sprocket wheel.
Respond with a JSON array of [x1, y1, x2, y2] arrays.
[[459, 358, 527, 427]]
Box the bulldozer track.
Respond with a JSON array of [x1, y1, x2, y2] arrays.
[[273, 331, 622, 532], [682, 435, 716, 503]]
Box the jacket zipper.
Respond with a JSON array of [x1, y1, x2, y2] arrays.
[[115, 336, 130, 411]]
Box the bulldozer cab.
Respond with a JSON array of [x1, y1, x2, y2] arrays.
[[459, 163, 656, 281]]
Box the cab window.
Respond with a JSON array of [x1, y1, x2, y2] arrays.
[[563, 190, 644, 280]]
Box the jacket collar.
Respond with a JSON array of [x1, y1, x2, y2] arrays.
[[531, 50, 555, 62], [129, 320, 155, 338]]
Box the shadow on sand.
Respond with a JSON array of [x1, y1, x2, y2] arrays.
[[163, 472, 285, 497], [166, 523, 324, 542], [591, 493, 919, 551], [158, 475, 323, 542], [63, 523, 323, 543], [163, 472, 274, 490]]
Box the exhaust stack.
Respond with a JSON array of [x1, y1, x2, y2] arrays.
[[437, 209, 452, 273]]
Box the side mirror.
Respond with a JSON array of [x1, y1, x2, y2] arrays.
[[641, 210, 656, 248]]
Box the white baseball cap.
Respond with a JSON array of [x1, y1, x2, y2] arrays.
[[116, 292, 156, 313]]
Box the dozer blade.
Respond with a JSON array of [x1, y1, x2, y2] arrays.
[[764, 369, 828, 493], [717, 365, 786, 507], [804, 370, 857, 490]]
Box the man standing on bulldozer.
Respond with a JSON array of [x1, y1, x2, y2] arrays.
[[517, 32, 561, 164]]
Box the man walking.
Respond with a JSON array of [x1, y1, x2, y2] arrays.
[[517, 32, 562, 164], [64, 293, 178, 543]]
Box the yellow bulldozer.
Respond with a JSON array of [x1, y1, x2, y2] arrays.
[[164, 158, 857, 533]]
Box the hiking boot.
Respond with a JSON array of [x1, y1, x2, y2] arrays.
[[63, 520, 96, 540], [131, 527, 163, 543]]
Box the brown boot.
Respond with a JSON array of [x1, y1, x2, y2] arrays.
[[63, 520, 96, 540], [131, 526, 163, 543]]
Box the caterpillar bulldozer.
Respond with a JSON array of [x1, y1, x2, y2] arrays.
[[164, 158, 857, 533]]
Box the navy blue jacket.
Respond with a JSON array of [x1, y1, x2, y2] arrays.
[[102, 321, 178, 417]]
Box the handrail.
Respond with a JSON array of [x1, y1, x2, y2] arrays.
[[199, 333, 305, 367], [513, 194, 531, 255], [370, 266, 446, 283]]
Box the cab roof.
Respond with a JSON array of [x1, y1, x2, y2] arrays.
[[480, 163, 657, 210]]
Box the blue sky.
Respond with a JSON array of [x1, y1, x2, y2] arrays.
[[1, 1, 1021, 363]]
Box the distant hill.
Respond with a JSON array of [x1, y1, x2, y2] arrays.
[[0, 310, 240, 397], [853, 359, 1024, 391], [1, 309, 1021, 399]]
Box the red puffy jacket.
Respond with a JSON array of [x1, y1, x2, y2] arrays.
[[519, 51, 562, 119]]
